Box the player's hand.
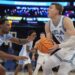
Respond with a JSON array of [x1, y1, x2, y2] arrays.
[[48, 48, 55, 54], [48, 44, 59, 53], [53, 44, 59, 50], [15, 56, 28, 61]]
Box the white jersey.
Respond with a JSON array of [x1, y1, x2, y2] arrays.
[[47, 16, 75, 59], [48, 16, 69, 43], [19, 41, 33, 57], [19, 41, 33, 65]]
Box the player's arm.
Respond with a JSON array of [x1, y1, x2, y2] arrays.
[[53, 17, 75, 49], [9, 37, 33, 45], [59, 17, 75, 48], [34, 40, 39, 49], [33, 40, 40, 51], [45, 22, 53, 40], [0, 50, 28, 60], [59, 36, 75, 48], [64, 17, 75, 35], [31, 41, 39, 61], [30, 40, 40, 54], [45, 22, 55, 44], [27, 41, 38, 53]]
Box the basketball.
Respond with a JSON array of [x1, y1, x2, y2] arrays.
[[36, 37, 54, 54]]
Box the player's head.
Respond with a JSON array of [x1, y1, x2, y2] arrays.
[[48, 3, 63, 18], [0, 17, 12, 34], [40, 33, 46, 38], [27, 30, 36, 40]]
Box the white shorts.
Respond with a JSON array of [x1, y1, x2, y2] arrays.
[[18, 48, 31, 65], [54, 48, 75, 66], [18, 57, 31, 65], [37, 51, 50, 65]]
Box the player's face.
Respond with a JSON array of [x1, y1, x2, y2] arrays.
[[1, 21, 12, 34], [48, 5, 59, 18], [30, 32, 36, 40], [40, 34, 45, 38]]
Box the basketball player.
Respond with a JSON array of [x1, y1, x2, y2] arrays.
[[15, 30, 36, 75], [43, 3, 75, 75], [33, 33, 54, 75], [0, 17, 35, 75]]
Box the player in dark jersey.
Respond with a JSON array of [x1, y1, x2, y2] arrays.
[[0, 17, 36, 75]]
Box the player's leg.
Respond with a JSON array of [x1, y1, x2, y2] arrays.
[[43, 55, 61, 75], [42, 54, 50, 75], [15, 47, 24, 75], [27, 63, 33, 75], [0, 64, 6, 75], [14, 64, 22, 75], [58, 62, 73, 75], [58, 51, 75, 75], [23, 57, 32, 75], [33, 63, 41, 75], [14, 60, 23, 75], [33, 54, 44, 75]]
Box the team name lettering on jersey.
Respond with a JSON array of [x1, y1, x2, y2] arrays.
[[52, 29, 64, 42]]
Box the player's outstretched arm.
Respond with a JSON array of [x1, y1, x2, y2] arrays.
[[0, 51, 28, 60], [9, 37, 33, 45]]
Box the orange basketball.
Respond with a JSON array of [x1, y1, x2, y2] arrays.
[[36, 37, 54, 54]]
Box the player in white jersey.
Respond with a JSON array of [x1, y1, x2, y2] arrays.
[[33, 33, 54, 75], [43, 3, 75, 75], [0, 17, 36, 75], [15, 30, 36, 75]]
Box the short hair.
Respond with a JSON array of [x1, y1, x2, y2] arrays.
[[0, 16, 8, 25], [51, 3, 63, 15], [27, 30, 36, 36]]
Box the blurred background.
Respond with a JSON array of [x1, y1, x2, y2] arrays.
[[0, 0, 75, 72]]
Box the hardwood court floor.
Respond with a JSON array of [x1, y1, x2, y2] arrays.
[[6, 71, 75, 75]]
